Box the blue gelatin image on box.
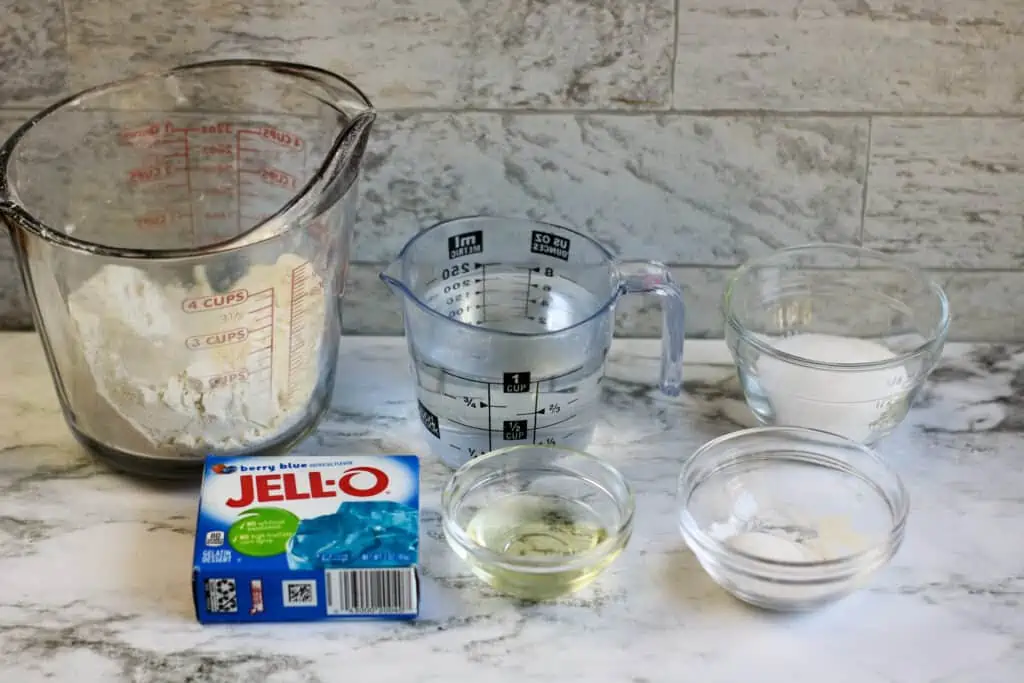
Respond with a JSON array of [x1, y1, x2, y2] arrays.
[[286, 500, 419, 570]]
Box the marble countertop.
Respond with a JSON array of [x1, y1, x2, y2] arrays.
[[0, 332, 1021, 682]]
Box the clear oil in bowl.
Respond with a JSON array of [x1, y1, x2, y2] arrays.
[[454, 492, 626, 601]]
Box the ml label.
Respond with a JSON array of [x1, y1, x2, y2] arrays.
[[448, 231, 483, 259]]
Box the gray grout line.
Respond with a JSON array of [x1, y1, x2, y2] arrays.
[[1, 106, 1023, 119], [371, 109, 1024, 119], [374, 109, 1024, 119], [669, 0, 680, 111], [857, 117, 874, 247], [60, 0, 73, 95], [346, 261, 1023, 274]]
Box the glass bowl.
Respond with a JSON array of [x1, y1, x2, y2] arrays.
[[677, 427, 909, 612], [441, 445, 634, 601], [723, 244, 950, 444]]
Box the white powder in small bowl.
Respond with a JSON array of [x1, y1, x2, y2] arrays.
[[726, 531, 818, 562]]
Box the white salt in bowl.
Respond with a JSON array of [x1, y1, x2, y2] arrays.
[[723, 244, 950, 444], [677, 427, 909, 612]]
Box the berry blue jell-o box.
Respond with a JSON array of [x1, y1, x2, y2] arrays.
[[192, 453, 421, 624]]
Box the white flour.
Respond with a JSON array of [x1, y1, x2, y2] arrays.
[[755, 333, 910, 442], [63, 253, 324, 455]]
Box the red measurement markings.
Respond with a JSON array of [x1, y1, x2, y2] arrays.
[[285, 263, 312, 400], [245, 289, 276, 403], [135, 211, 168, 230], [127, 162, 175, 184], [181, 289, 249, 314], [165, 122, 234, 135], [235, 130, 244, 234], [134, 210, 191, 230], [185, 327, 249, 350], [206, 369, 250, 389], [235, 128, 263, 236], [238, 166, 297, 190], [121, 122, 161, 139], [234, 126, 306, 231], [259, 126, 304, 149], [119, 122, 162, 148], [200, 143, 233, 156], [179, 127, 196, 240], [121, 121, 234, 149], [121, 121, 250, 238], [159, 123, 235, 240], [260, 167, 297, 190]]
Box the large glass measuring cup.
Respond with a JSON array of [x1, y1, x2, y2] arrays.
[[381, 216, 686, 469], [0, 60, 375, 479]]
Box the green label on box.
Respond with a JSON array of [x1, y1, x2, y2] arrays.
[[228, 507, 301, 557]]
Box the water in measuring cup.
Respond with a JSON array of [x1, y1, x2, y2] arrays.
[[412, 268, 609, 469]]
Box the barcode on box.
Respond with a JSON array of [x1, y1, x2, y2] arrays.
[[282, 579, 317, 607], [204, 578, 238, 614], [324, 567, 418, 616]]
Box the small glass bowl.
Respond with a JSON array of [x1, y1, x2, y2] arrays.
[[441, 445, 635, 601], [677, 427, 909, 612], [723, 244, 950, 444]]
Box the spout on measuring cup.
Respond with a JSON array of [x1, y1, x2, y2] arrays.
[[614, 261, 687, 396], [307, 109, 375, 221], [233, 91, 376, 248], [380, 259, 409, 298]]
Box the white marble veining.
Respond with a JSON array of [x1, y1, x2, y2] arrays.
[[0, 332, 1022, 682], [864, 117, 1024, 269], [1, 0, 68, 108], [0, 114, 35, 330], [354, 113, 867, 264], [674, 1, 1024, 113], [63, 0, 677, 111]]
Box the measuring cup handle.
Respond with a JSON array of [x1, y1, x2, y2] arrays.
[[615, 261, 686, 397]]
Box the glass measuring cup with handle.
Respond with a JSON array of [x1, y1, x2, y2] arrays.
[[0, 60, 375, 479], [381, 216, 686, 469]]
